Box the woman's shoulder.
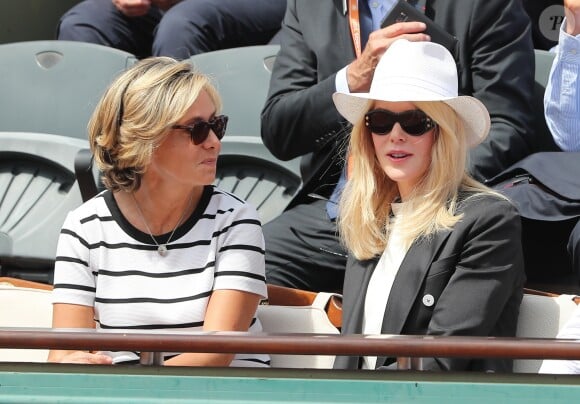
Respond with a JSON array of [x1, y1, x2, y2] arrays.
[[210, 186, 246, 206], [68, 190, 110, 220], [457, 190, 519, 219], [208, 186, 261, 220], [58, 190, 111, 234]]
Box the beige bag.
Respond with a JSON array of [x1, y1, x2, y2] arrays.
[[258, 285, 342, 369], [0, 278, 53, 362]]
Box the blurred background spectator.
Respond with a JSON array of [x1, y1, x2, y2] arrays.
[[56, 0, 286, 59]]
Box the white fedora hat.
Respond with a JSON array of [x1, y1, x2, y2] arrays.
[[332, 39, 490, 147]]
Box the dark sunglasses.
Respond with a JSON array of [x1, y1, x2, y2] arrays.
[[172, 115, 228, 145], [365, 109, 436, 136]]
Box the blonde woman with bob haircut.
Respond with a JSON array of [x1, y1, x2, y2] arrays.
[[49, 57, 270, 367], [332, 40, 525, 372]]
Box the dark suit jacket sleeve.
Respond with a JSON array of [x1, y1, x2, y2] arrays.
[[461, 0, 535, 181], [422, 197, 525, 371], [260, 0, 348, 161]]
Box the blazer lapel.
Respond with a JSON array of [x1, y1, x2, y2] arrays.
[[374, 229, 452, 368], [334, 256, 377, 369], [381, 231, 451, 335], [342, 257, 378, 334]]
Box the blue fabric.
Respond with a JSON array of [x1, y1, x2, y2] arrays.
[[368, 0, 396, 31], [326, 170, 346, 219], [544, 18, 580, 152]]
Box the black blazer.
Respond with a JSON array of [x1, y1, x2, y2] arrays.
[[333, 193, 526, 371], [261, 0, 535, 207]]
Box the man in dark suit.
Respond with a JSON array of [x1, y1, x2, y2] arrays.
[[261, 0, 535, 292]]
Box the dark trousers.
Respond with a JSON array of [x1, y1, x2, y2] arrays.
[[263, 199, 347, 293], [57, 0, 286, 59]]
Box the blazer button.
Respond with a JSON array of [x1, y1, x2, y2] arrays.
[[422, 294, 435, 307]]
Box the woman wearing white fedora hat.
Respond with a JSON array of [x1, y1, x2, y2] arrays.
[[332, 39, 525, 372]]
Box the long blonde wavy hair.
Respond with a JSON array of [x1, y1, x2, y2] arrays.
[[89, 57, 221, 192], [338, 101, 502, 260]]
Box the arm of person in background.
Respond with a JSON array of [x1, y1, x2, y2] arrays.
[[261, 1, 428, 162], [544, 0, 580, 152], [466, 0, 535, 181], [564, 0, 580, 35], [345, 22, 429, 93]]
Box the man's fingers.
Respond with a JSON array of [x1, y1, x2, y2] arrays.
[[397, 33, 431, 43], [380, 21, 427, 37]]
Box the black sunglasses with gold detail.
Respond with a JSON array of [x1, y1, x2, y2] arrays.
[[172, 115, 228, 145], [365, 109, 436, 136]]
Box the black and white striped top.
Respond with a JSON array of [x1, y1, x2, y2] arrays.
[[52, 185, 269, 366]]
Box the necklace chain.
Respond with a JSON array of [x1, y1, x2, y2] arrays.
[[131, 191, 193, 257]]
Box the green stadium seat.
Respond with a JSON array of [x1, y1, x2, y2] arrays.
[[0, 132, 90, 283], [0, 40, 136, 140]]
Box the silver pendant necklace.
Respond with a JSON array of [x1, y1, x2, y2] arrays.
[[131, 191, 193, 257]]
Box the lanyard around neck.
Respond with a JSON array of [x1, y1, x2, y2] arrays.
[[348, 0, 363, 57]]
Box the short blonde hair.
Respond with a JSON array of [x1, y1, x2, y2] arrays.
[[338, 101, 498, 260], [89, 57, 221, 192]]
